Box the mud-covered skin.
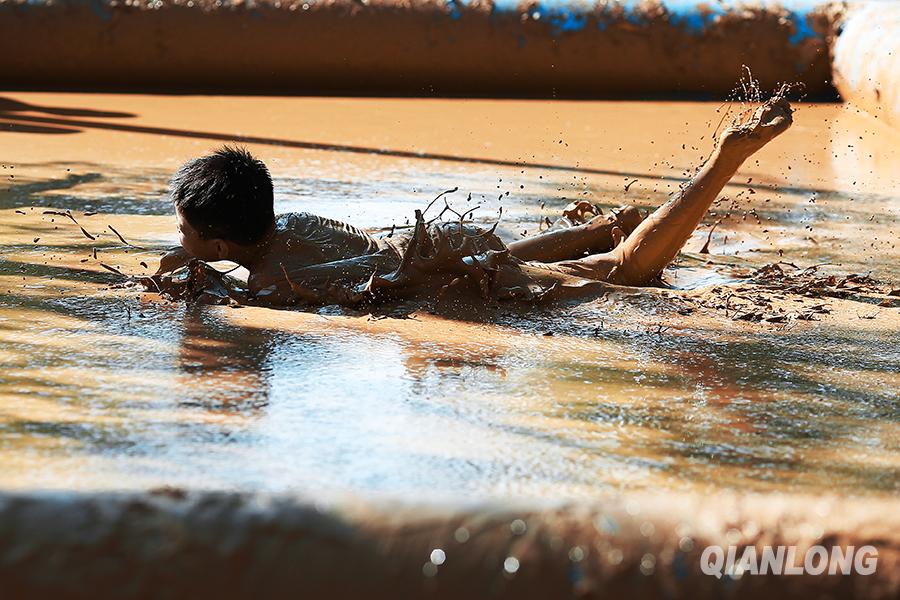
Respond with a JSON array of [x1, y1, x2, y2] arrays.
[[243, 211, 509, 305], [262, 212, 384, 269], [274, 98, 793, 302], [0, 490, 897, 599], [141, 260, 248, 304], [229, 205, 644, 306], [506, 203, 645, 263], [149, 98, 793, 307], [147, 214, 618, 307], [257, 216, 576, 306], [551, 97, 794, 286]]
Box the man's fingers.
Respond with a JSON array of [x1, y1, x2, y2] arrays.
[[156, 251, 190, 275]]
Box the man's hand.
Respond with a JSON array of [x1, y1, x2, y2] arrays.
[[156, 246, 193, 275]]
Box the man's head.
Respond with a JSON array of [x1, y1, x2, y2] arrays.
[[170, 146, 274, 261]]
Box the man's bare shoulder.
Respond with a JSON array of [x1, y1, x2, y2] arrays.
[[246, 214, 321, 292]]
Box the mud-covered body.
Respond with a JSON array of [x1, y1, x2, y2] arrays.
[[143, 211, 604, 307]]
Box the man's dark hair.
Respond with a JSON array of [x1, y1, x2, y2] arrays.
[[170, 146, 274, 245]]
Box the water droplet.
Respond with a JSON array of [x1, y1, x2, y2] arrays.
[[430, 548, 446, 565], [607, 548, 623, 565], [503, 556, 520, 574], [510, 519, 527, 535], [725, 528, 742, 545], [640, 552, 655, 575], [454, 527, 470, 543]]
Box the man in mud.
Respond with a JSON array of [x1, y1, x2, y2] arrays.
[[157, 98, 793, 305]]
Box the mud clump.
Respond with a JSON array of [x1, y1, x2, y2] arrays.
[[747, 263, 896, 304], [137, 260, 246, 306], [679, 262, 899, 325]]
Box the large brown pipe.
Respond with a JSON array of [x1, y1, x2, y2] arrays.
[[0, 490, 897, 598], [0, 0, 839, 96]]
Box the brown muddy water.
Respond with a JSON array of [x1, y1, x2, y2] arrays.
[[0, 93, 898, 500]]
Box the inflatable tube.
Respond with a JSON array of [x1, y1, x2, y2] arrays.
[[832, 2, 900, 128], [0, 491, 898, 598], [0, 0, 839, 96]]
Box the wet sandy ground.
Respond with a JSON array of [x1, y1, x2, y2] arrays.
[[0, 92, 897, 499]]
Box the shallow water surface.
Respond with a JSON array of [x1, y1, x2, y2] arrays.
[[1, 93, 898, 499]]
